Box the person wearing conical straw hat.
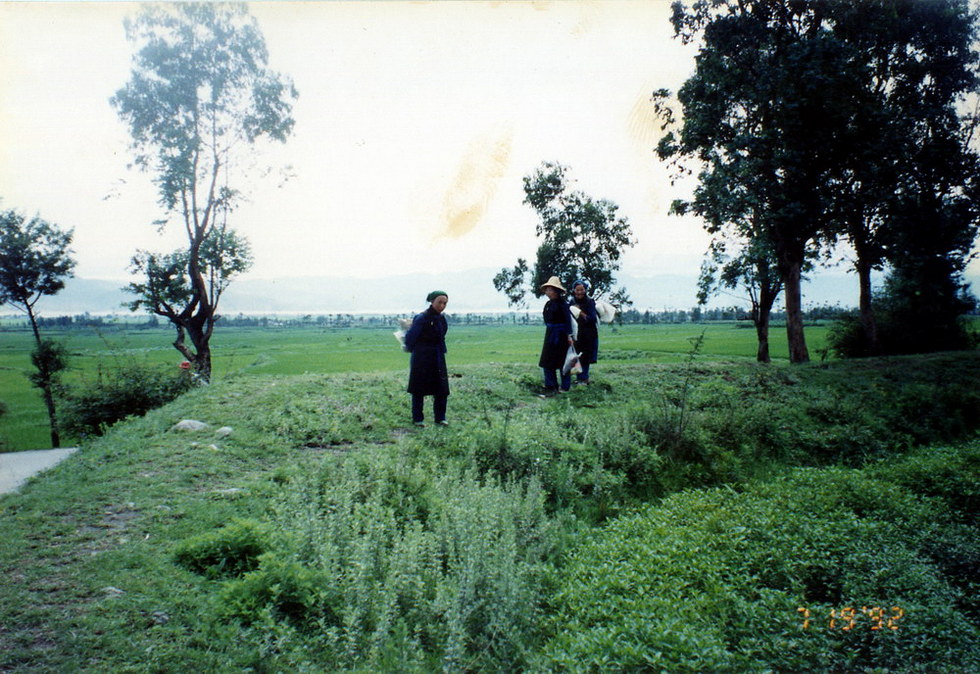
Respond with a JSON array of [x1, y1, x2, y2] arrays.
[[537, 276, 575, 397], [404, 291, 450, 426]]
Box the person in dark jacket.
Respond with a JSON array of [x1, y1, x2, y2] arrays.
[[405, 291, 450, 426], [537, 276, 575, 397], [570, 279, 599, 385]]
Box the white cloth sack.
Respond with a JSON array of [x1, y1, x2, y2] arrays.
[[595, 300, 617, 324]]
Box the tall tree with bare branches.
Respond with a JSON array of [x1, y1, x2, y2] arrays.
[[112, 2, 297, 381]]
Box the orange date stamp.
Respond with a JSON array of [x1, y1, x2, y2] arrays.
[[798, 606, 904, 631]]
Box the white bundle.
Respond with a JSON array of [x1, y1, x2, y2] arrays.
[[595, 301, 617, 324], [393, 318, 413, 350]]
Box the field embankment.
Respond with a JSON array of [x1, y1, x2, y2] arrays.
[[0, 322, 829, 451], [0, 352, 977, 672]]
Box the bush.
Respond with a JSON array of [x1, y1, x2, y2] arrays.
[[173, 518, 272, 579], [828, 309, 978, 358], [869, 441, 980, 519], [217, 553, 334, 629], [543, 465, 980, 673], [263, 447, 562, 672], [869, 441, 980, 619], [59, 362, 193, 437], [459, 403, 665, 520], [28, 339, 69, 391]]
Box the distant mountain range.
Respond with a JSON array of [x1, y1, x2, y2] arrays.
[[12, 268, 980, 317]]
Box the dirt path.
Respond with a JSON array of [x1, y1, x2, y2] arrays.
[[0, 448, 78, 495]]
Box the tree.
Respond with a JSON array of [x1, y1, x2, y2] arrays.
[[112, 3, 297, 381], [827, 0, 980, 356], [0, 208, 75, 447], [697, 236, 783, 363], [125, 227, 253, 367], [873, 134, 980, 353], [658, 0, 980, 362], [658, 1, 869, 363], [493, 162, 636, 307]]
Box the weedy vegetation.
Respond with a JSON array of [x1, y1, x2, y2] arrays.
[[0, 325, 977, 672]]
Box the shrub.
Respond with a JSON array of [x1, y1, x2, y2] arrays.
[[27, 338, 69, 391], [264, 447, 562, 672], [59, 362, 193, 437], [869, 442, 980, 618], [543, 465, 980, 673], [828, 309, 978, 358], [173, 518, 272, 579], [460, 404, 665, 520], [869, 441, 980, 519], [217, 553, 334, 629], [826, 312, 874, 358]]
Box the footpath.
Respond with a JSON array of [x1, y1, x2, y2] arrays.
[[0, 448, 78, 495]]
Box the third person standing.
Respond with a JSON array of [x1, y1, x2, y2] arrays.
[[569, 279, 599, 385]]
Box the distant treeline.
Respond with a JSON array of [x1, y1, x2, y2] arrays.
[[0, 304, 871, 332]]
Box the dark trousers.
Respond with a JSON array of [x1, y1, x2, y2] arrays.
[[576, 362, 591, 382], [542, 368, 571, 392], [412, 394, 447, 423]]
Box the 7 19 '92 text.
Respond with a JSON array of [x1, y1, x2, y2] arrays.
[[798, 606, 904, 631]]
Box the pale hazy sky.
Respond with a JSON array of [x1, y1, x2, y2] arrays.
[[3, 0, 977, 296], [1, 0, 711, 284]]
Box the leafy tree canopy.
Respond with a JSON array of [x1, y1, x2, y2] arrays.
[[494, 162, 636, 308], [112, 2, 297, 215], [657, 0, 980, 362], [0, 208, 75, 312], [127, 228, 253, 317]]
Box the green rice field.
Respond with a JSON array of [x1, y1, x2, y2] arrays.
[[0, 321, 829, 451]]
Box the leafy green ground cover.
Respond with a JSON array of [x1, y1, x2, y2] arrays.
[[1, 350, 977, 672], [0, 322, 829, 451]]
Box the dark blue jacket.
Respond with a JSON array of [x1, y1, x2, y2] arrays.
[[538, 298, 574, 370], [405, 307, 449, 396], [571, 295, 599, 364]]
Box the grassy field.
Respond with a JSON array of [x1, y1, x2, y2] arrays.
[[0, 351, 976, 671], [0, 321, 830, 451]]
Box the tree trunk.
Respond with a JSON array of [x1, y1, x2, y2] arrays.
[[754, 281, 777, 363], [172, 325, 212, 382], [856, 257, 880, 356], [25, 305, 61, 448], [186, 316, 213, 383], [782, 260, 810, 364], [755, 313, 771, 363], [39, 381, 61, 449], [194, 341, 212, 382]]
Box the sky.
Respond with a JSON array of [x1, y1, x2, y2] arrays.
[[0, 0, 710, 288], [2, 0, 978, 315]]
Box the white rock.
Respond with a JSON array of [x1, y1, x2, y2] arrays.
[[172, 420, 209, 432], [215, 426, 233, 437]]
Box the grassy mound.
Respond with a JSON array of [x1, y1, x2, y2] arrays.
[[0, 353, 977, 671], [545, 448, 980, 672]]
